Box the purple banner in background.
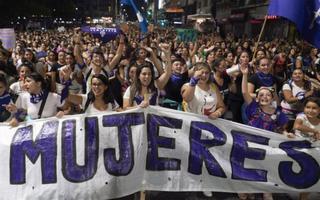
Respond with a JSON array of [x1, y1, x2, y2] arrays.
[[81, 26, 121, 43], [0, 28, 16, 50]]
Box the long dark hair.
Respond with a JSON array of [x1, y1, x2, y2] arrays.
[[291, 68, 312, 91], [126, 61, 137, 82], [87, 74, 115, 105], [129, 62, 156, 105], [0, 74, 7, 88], [212, 57, 225, 72], [25, 72, 51, 91]]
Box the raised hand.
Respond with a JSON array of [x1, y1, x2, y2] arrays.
[[159, 43, 171, 55], [5, 103, 17, 113], [239, 63, 248, 75], [59, 65, 72, 82]]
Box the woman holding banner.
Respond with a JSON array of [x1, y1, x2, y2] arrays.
[[5, 72, 68, 127], [181, 61, 225, 197], [63, 74, 119, 114], [240, 60, 288, 200], [182, 62, 226, 120]]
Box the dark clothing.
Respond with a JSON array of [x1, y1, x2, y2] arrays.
[[227, 76, 244, 123], [212, 74, 231, 105], [248, 73, 277, 90], [163, 71, 189, 110]]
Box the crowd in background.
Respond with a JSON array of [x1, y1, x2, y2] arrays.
[[0, 25, 319, 200]]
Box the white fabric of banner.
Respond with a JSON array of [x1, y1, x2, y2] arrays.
[[0, 106, 319, 200]]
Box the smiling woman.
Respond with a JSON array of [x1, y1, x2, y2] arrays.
[[66, 74, 119, 114], [181, 62, 226, 120], [123, 52, 172, 110], [6, 72, 68, 127]]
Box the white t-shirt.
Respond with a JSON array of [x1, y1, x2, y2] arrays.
[[295, 113, 320, 141], [16, 92, 64, 120], [81, 94, 118, 114], [83, 66, 110, 94], [56, 80, 82, 95], [123, 86, 159, 106], [10, 81, 24, 95], [281, 81, 306, 112], [184, 84, 218, 115]]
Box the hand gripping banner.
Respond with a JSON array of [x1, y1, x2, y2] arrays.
[[1, 106, 320, 199]]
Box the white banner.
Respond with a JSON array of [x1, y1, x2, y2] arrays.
[[0, 106, 319, 200], [0, 28, 15, 50]]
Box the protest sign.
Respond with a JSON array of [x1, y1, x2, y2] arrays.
[[1, 106, 320, 199], [0, 28, 15, 50]]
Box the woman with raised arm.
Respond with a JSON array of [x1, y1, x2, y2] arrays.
[[240, 61, 288, 200], [182, 62, 226, 120], [73, 33, 125, 94], [123, 44, 172, 110], [181, 62, 225, 197]]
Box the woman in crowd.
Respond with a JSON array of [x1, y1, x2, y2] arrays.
[[6, 72, 67, 126], [225, 50, 235, 68], [240, 61, 288, 200], [281, 68, 314, 132], [182, 62, 225, 120], [162, 57, 189, 110], [248, 56, 278, 101], [49, 50, 66, 86], [50, 52, 83, 95], [294, 97, 320, 140], [66, 74, 119, 114], [9, 61, 34, 96], [293, 97, 320, 200], [181, 61, 226, 198], [206, 50, 215, 68], [0, 74, 13, 122], [123, 46, 172, 110], [45, 50, 57, 74], [74, 34, 125, 94]]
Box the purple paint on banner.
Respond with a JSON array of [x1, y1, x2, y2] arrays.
[[146, 114, 182, 171], [10, 121, 59, 184], [230, 130, 268, 182], [102, 113, 145, 176], [279, 140, 320, 189], [61, 118, 99, 182], [188, 121, 227, 177]]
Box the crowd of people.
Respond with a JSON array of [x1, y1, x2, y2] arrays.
[[0, 25, 320, 200]]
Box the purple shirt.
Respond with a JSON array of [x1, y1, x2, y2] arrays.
[[246, 101, 288, 132]]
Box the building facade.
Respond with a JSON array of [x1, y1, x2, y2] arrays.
[[74, 0, 115, 18], [216, 0, 292, 40]]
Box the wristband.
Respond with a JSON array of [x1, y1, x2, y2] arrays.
[[189, 77, 199, 87], [296, 92, 305, 101], [60, 80, 72, 103], [14, 109, 27, 122]]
